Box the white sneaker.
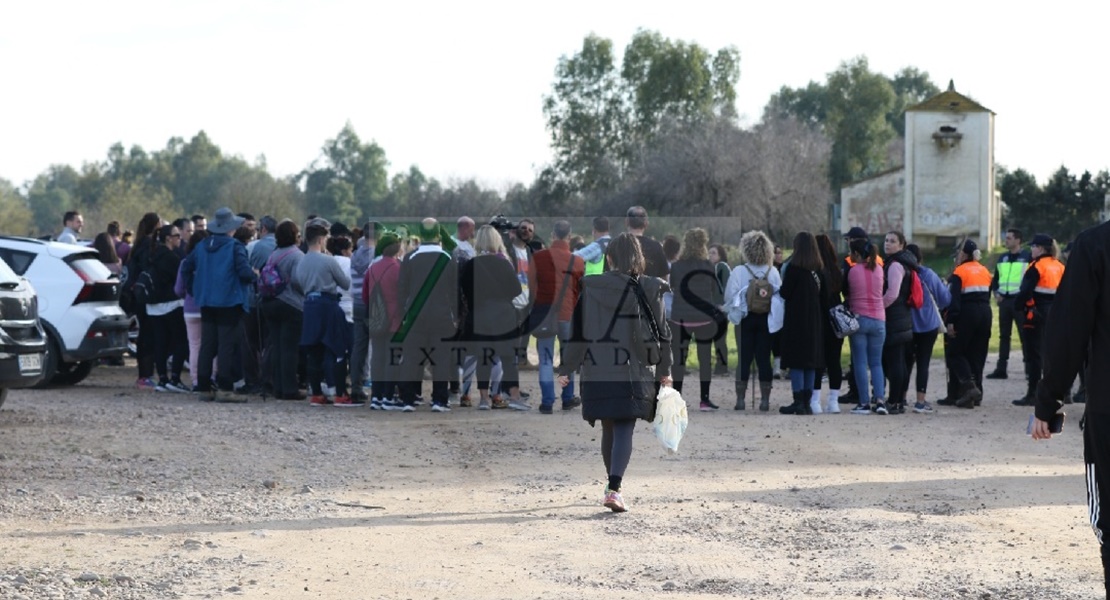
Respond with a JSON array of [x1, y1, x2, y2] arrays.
[[825, 390, 841, 414], [400, 404, 416, 413], [477, 399, 491, 411], [447, 392, 460, 407], [809, 390, 823, 415], [431, 403, 451, 413]]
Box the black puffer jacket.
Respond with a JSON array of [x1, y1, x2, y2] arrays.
[[560, 272, 672, 424], [883, 249, 917, 346]]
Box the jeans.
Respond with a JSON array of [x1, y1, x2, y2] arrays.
[[351, 303, 371, 393], [848, 316, 886, 402], [789, 368, 816, 393], [538, 320, 575, 408]]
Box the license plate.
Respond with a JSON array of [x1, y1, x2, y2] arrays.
[[19, 353, 42, 374]]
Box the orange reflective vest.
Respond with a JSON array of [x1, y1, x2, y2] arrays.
[[953, 261, 992, 293], [844, 255, 884, 268], [1033, 257, 1065, 294]]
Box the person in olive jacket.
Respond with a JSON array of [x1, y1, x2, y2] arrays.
[[558, 233, 672, 514]]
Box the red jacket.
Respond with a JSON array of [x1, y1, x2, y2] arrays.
[[529, 240, 584, 321]]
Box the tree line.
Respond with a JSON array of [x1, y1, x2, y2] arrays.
[[1, 29, 1101, 246]]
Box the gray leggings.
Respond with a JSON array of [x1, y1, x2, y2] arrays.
[[601, 419, 637, 480]]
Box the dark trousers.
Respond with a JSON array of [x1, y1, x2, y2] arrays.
[[903, 329, 940, 396], [1023, 325, 1044, 390], [241, 306, 264, 387], [882, 340, 910, 404], [400, 328, 458, 406], [262, 300, 302, 397], [950, 304, 992, 389], [150, 307, 188, 382], [601, 418, 636, 488], [370, 333, 399, 401], [198, 306, 243, 392], [737, 314, 773, 382], [817, 325, 845, 390], [671, 320, 722, 395], [135, 308, 154, 379], [351, 303, 370, 393], [306, 344, 347, 397], [1082, 411, 1110, 598], [996, 295, 1021, 366]]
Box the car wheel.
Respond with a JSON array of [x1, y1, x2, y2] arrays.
[[51, 360, 94, 386], [33, 332, 60, 389], [0, 388, 7, 409]]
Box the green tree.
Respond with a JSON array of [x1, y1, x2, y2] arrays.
[[888, 67, 940, 137], [824, 57, 897, 189], [304, 123, 389, 221], [26, 165, 82, 236], [542, 31, 740, 196], [0, 178, 33, 236]]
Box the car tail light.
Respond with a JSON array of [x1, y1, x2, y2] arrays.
[[72, 265, 94, 304]]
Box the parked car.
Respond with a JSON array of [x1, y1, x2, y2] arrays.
[[0, 237, 128, 386], [0, 254, 47, 407]]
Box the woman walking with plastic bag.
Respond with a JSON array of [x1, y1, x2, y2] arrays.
[[558, 233, 672, 513]]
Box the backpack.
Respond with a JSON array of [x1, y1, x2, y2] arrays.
[[130, 270, 156, 307], [744, 264, 773, 314], [258, 249, 295, 299], [905, 267, 924, 309], [366, 263, 396, 335]]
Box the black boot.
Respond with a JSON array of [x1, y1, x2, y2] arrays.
[[779, 391, 809, 415], [937, 377, 960, 405], [954, 381, 982, 409], [839, 363, 859, 403], [734, 380, 747, 411], [1012, 383, 1037, 406], [986, 361, 1007, 379]]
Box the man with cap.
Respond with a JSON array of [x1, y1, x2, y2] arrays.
[[394, 218, 460, 412], [987, 228, 1031, 379], [940, 239, 993, 408], [180, 207, 258, 402], [1012, 234, 1065, 406]]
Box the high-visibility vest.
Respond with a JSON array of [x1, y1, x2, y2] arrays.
[[996, 253, 1029, 295], [583, 237, 609, 276], [843, 254, 884, 268], [954, 261, 992, 293], [1033, 257, 1065, 294]]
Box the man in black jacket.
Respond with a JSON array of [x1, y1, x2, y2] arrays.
[[1033, 220, 1110, 597], [625, 206, 669, 279]]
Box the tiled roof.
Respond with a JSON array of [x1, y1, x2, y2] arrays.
[[906, 80, 993, 114]]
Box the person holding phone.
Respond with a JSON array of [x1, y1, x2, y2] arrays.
[[1032, 221, 1110, 597]]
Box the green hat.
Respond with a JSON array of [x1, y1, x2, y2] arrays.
[[375, 232, 401, 258]]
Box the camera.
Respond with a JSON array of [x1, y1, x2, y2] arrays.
[[489, 214, 517, 234]]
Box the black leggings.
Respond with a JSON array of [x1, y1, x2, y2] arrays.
[[150, 308, 188, 382], [903, 330, 939, 396], [737, 314, 773, 382], [816, 323, 844, 389], [882, 340, 910, 404], [601, 418, 636, 491], [671, 321, 721, 391]]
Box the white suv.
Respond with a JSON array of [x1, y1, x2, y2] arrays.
[[0, 237, 129, 386]]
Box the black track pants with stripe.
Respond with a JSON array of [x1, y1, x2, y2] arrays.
[[1083, 410, 1110, 598]]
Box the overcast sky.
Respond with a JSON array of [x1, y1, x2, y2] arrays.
[[2, 1, 1106, 192]]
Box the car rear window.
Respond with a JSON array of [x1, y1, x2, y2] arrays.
[[0, 256, 17, 283], [68, 256, 114, 282], [0, 249, 36, 276]]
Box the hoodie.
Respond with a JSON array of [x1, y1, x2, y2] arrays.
[[181, 234, 256, 310]]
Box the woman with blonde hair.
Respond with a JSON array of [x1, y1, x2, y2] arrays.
[[668, 227, 726, 411], [724, 230, 781, 411], [459, 225, 524, 410]]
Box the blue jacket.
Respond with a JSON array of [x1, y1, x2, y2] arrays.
[[182, 234, 257, 310], [911, 265, 952, 333]]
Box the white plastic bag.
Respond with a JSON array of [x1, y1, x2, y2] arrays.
[[653, 385, 689, 454]]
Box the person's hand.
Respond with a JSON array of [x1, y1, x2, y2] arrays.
[[1031, 417, 1053, 440], [660, 375, 673, 387], [556, 375, 569, 388]]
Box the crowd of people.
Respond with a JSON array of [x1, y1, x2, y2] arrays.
[[60, 206, 1074, 421]]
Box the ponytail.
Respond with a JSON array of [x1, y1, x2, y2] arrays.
[[849, 239, 878, 270]]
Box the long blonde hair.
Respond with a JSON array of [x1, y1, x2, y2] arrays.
[[473, 224, 506, 256]]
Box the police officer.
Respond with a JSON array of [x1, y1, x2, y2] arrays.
[[987, 228, 1030, 379], [1012, 234, 1064, 406], [941, 239, 992, 409]]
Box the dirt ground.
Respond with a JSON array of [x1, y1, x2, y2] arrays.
[[0, 354, 1101, 599]]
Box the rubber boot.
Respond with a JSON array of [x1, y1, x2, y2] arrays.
[[759, 381, 772, 412], [809, 388, 823, 414], [825, 389, 841, 414], [734, 380, 747, 411], [954, 381, 982, 409]]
